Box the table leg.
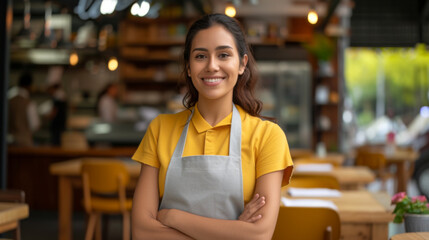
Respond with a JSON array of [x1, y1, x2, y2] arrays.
[[396, 162, 407, 193], [371, 223, 388, 240], [58, 176, 73, 240]]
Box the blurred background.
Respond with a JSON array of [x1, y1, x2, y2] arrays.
[[2, 0, 429, 239]]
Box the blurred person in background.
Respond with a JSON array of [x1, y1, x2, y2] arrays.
[[7, 72, 40, 147], [46, 83, 68, 146], [96, 83, 119, 122]]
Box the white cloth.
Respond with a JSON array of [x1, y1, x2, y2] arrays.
[[287, 187, 342, 198], [281, 197, 338, 211], [295, 163, 333, 172]]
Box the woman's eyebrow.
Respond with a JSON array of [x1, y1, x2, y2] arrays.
[[215, 45, 233, 50], [191, 45, 233, 52]]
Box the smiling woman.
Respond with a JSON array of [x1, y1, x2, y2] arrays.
[[131, 13, 293, 240], [187, 25, 248, 117]]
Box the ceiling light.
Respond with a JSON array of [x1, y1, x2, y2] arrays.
[[69, 52, 79, 66], [108, 57, 118, 71], [131, 1, 150, 17], [307, 9, 318, 24], [225, 3, 236, 18], [100, 0, 117, 15]]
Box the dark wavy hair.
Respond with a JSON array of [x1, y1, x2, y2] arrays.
[[182, 13, 263, 118]]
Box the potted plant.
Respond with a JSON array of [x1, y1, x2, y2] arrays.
[[391, 192, 429, 232], [303, 33, 335, 77]]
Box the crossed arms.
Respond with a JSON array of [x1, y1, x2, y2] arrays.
[[132, 164, 283, 240]]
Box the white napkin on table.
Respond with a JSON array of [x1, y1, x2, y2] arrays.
[[295, 163, 333, 172], [281, 197, 338, 211], [287, 187, 342, 198]]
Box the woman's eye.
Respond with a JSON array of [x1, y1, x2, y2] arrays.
[[195, 54, 206, 59], [219, 53, 230, 58]]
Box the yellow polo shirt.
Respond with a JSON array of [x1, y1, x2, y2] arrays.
[[132, 104, 293, 203]]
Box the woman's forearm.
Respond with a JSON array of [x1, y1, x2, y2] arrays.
[[132, 212, 194, 240], [132, 164, 194, 240], [162, 209, 271, 240]]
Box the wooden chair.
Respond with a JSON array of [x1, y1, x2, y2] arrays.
[[272, 206, 341, 240], [355, 150, 392, 190], [81, 159, 132, 240], [287, 175, 340, 190], [0, 189, 25, 240]]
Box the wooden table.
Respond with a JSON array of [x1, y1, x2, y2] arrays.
[[282, 189, 394, 240], [290, 149, 345, 166], [294, 166, 376, 189], [290, 148, 314, 159], [391, 232, 429, 240], [385, 149, 418, 193], [352, 147, 418, 193], [0, 202, 29, 234], [296, 153, 345, 166], [50, 158, 140, 240]]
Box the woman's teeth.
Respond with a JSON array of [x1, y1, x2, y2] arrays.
[[203, 78, 222, 83]]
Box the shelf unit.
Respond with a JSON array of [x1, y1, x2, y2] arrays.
[[311, 49, 341, 152], [118, 16, 191, 93]]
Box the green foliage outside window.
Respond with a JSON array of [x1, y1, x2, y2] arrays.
[[345, 44, 429, 127]]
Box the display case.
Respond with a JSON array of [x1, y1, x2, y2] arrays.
[[257, 61, 312, 149]]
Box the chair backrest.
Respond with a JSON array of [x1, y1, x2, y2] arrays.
[[294, 158, 341, 167], [272, 206, 341, 240], [81, 159, 130, 194], [287, 175, 340, 190], [355, 151, 386, 170]]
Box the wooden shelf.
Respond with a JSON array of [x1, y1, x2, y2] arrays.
[[310, 38, 341, 151], [118, 16, 190, 98], [122, 40, 185, 47]]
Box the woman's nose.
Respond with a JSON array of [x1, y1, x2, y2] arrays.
[[206, 56, 219, 72]]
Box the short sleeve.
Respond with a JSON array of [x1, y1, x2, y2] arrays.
[[131, 116, 161, 168], [256, 123, 294, 186]]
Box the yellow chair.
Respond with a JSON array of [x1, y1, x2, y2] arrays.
[[287, 175, 340, 190], [355, 151, 392, 190], [272, 206, 341, 240], [81, 159, 132, 240]]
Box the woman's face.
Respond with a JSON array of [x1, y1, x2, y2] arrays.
[[188, 24, 248, 103]]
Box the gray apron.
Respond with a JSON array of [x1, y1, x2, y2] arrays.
[[159, 105, 244, 220]]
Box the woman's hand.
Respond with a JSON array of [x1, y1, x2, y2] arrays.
[[238, 193, 265, 223]]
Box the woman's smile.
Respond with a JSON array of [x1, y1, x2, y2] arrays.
[[201, 77, 225, 86]]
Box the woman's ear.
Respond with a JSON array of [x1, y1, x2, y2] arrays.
[[187, 65, 191, 77], [239, 54, 249, 75]]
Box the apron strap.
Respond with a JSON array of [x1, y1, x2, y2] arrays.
[[229, 105, 241, 158], [172, 109, 194, 158]]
